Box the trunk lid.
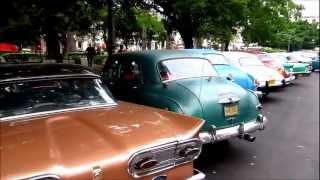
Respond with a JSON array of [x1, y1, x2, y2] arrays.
[[176, 77, 258, 130], [0, 102, 203, 179]]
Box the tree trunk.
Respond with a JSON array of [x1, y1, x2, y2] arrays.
[[141, 28, 147, 50], [147, 33, 152, 50], [46, 31, 62, 63], [66, 32, 77, 52], [195, 37, 202, 48], [103, 28, 108, 51], [166, 33, 173, 49], [224, 40, 230, 51], [155, 42, 158, 50], [179, 29, 194, 49]]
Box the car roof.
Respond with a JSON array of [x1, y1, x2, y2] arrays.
[[184, 49, 221, 54], [222, 51, 257, 59], [0, 63, 98, 82], [112, 50, 206, 63]]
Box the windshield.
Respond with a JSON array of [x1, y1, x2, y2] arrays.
[[0, 78, 115, 118], [158, 58, 217, 81], [204, 54, 230, 65], [239, 56, 264, 66]]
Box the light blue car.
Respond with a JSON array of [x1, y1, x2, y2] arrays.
[[187, 49, 260, 94]]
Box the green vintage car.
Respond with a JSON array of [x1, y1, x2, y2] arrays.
[[102, 50, 267, 144], [268, 53, 311, 77]]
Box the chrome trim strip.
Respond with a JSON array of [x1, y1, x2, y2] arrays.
[[152, 175, 167, 180], [0, 74, 100, 84], [247, 89, 259, 98], [0, 103, 117, 122], [24, 174, 60, 180], [162, 75, 217, 84], [186, 169, 206, 180], [218, 97, 240, 104]]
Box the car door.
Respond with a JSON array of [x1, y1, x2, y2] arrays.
[[103, 58, 144, 102]]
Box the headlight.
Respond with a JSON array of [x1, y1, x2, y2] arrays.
[[128, 139, 202, 178]]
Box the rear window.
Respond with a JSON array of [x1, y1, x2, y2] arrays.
[[204, 54, 230, 65], [158, 58, 217, 81]]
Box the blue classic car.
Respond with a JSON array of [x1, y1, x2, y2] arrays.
[[187, 49, 259, 95]]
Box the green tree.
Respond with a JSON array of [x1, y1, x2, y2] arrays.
[[0, 0, 100, 60], [136, 0, 207, 48], [135, 9, 166, 49], [273, 20, 319, 51], [241, 0, 301, 47], [198, 0, 248, 50]]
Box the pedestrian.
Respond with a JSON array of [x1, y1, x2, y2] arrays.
[[85, 44, 96, 67]]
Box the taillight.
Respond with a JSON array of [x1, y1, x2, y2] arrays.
[[128, 139, 202, 178]]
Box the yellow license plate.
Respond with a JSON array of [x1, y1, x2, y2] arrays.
[[224, 104, 239, 117], [268, 80, 276, 86]]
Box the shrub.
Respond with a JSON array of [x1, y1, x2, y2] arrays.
[[94, 55, 107, 65], [71, 55, 81, 64]]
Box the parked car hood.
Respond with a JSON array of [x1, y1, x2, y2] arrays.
[[241, 65, 283, 81], [0, 101, 204, 179]]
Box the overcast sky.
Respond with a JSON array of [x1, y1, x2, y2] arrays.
[[294, 0, 319, 17]]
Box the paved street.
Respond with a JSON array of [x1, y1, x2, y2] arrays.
[[195, 72, 319, 180]]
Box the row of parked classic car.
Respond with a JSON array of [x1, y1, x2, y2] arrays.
[[0, 49, 319, 180]]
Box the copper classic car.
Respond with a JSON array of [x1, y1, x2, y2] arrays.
[[0, 64, 205, 180]]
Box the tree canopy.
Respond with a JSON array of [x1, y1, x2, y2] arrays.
[[0, 0, 318, 57]]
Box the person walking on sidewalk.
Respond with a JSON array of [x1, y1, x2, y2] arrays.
[[85, 44, 96, 67]]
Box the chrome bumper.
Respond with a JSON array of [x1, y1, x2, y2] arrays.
[[199, 115, 268, 144], [293, 71, 311, 77], [268, 80, 284, 87], [254, 90, 263, 98], [285, 75, 295, 84], [186, 169, 206, 180]]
